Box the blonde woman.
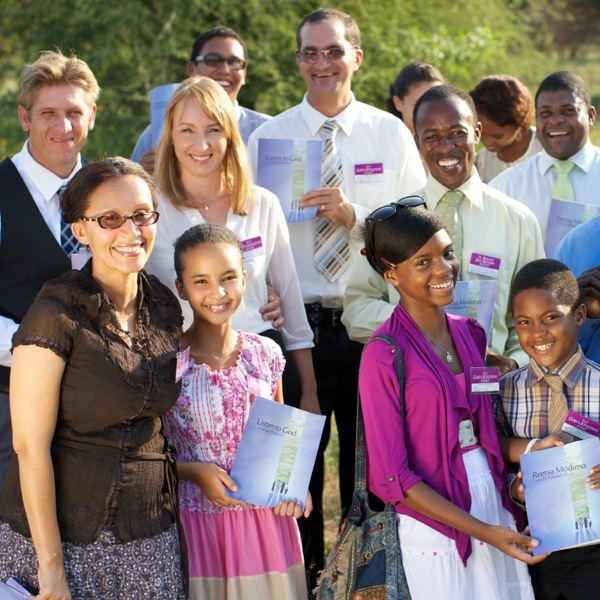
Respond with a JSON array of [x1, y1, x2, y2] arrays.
[[147, 76, 318, 415]]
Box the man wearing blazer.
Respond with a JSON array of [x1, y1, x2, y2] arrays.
[[0, 50, 99, 485]]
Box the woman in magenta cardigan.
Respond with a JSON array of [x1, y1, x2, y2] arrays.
[[358, 197, 541, 599]]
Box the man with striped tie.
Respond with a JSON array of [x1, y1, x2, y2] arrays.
[[247, 7, 425, 591], [0, 51, 99, 486]]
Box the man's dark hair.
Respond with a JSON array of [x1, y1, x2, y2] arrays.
[[296, 8, 361, 49], [190, 26, 247, 62], [535, 71, 591, 109], [509, 258, 582, 312], [413, 84, 477, 131]]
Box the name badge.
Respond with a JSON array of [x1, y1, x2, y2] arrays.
[[70, 247, 92, 270], [247, 373, 272, 398], [468, 253, 501, 278], [175, 346, 190, 382], [470, 367, 499, 393], [561, 410, 600, 440], [354, 163, 384, 182], [240, 236, 264, 258]]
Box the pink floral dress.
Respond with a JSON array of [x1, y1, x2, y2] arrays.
[[162, 331, 307, 599]]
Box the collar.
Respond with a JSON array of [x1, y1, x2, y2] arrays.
[[11, 140, 82, 202], [424, 168, 484, 211], [526, 345, 587, 390], [538, 142, 598, 176], [300, 93, 358, 137]]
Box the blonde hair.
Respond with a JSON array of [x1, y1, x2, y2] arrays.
[[155, 76, 254, 215], [18, 50, 100, 115]]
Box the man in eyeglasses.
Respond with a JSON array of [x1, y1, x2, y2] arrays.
[[343, 85, 544, 373], [131, 26, 269, 173], [0, 51, 99, 486], [247, 7, 425, 591]]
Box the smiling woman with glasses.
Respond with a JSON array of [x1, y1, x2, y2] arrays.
[[357, 203, 539, 599], [0, 157, 187, 598]]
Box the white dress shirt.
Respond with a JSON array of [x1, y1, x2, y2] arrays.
[[146, 187, 313, 350], [342, 170, 545, 366], [0, 142, 81, 367], [489, 142, 600, 238], [247, 94, 426, 308]]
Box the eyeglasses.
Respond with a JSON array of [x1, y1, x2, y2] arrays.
[[80, 211, 160, 230], [195, 53, 247, 71], [365, 196, 426, 224], [296, 46, 358, 63]]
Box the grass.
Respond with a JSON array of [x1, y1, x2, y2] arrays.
[[323, 415, 342, 555]]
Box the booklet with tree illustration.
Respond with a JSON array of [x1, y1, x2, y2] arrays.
[[227, 396, 325, 510], [521, 437, 600, 555], [544, 199, 600, 256], [256, 138, 323, 223]]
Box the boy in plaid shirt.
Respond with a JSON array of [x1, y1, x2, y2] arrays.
[[494, 258, 600, 599]]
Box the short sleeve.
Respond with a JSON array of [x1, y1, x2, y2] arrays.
[[12, 283, 76, 361]]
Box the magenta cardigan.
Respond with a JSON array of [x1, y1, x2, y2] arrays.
[[359, 303, 522, 565]]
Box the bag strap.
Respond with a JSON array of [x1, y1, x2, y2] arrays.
[[355, 334, 406, 491]]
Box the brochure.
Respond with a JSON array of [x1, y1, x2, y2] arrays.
[[0, 577, 31, 598], [150, 83, 179, 148], [256, 138, 323, 222], [544, 199, 600, 256], [521, 438, 600, 555], [445, 280, 496, 342], [227, 397, 326, 510]]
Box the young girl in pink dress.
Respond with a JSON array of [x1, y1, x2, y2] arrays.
[[162, 223, 309, 599]]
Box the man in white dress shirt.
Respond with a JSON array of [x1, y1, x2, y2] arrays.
[[247, 7, 425, 588], [0, 51, 99, 486], [490, 71, 600, 241]]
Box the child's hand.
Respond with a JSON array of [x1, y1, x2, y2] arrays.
[[273, 491, 313, 519], [509, 472, 526, 503], [586, 463, 600, 490], [533, 434, 564, 451], [187, 462, 246, 508]]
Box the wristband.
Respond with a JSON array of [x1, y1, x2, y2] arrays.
[[524, 438, 540, 454]]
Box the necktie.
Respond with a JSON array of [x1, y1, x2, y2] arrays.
[[314, 120, 349, 282], [436, 190, 464, 266], [552, 160, 576, 202], [58, 185, 80, 256], [545, 373, 571, 440]]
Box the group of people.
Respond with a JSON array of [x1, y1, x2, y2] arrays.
[[0, 5, 600, 600]]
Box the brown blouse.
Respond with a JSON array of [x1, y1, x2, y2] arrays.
[[0, 263, 183, 544]]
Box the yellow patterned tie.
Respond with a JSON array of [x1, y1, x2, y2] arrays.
[[436, 190, 464, 266], [551, 160, 576, 202]]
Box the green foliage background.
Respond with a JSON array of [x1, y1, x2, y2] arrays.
[[0, 0, 598, 160]]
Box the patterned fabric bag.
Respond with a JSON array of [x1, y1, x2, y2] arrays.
[[315, 334, 411, 599]]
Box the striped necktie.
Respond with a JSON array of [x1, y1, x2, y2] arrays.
[[545, 373, 571, 440], [551, 160, 576, 202], [314, 120, 349, 282]]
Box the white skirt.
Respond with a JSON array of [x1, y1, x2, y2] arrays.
[[397, 447, 534, 600]]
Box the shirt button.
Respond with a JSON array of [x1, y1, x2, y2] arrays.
[[388, 476, 395, 482]]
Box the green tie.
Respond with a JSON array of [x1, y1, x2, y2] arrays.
[[436, 190, 464, 266], [552, 160, 576, 202]]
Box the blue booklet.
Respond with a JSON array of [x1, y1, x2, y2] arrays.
[[521, 438, 600, 555], [256, 138, 323, 222], [227, 397, 325, 510], [544, 199, 600, 256], [150, 83, 179, 147], [445, 280, 496, 343]]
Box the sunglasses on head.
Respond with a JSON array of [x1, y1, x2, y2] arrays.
[[365, 195, 426, 225]]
